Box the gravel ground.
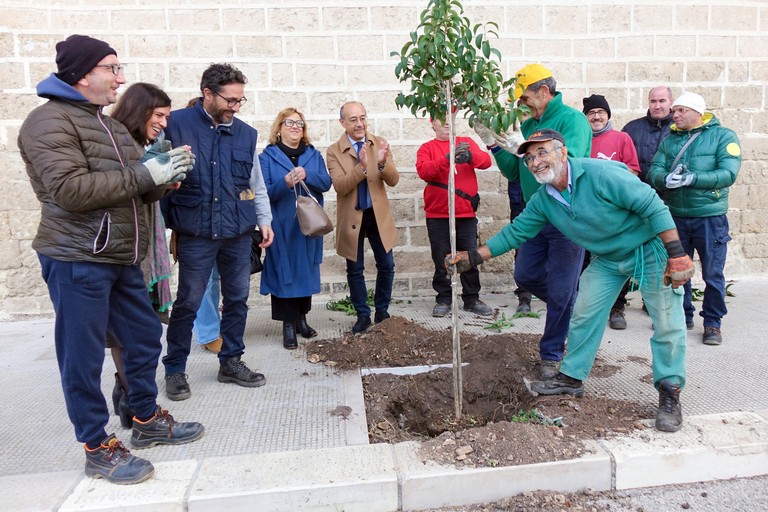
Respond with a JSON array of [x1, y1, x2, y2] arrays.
[[419, 474, 768, 511]]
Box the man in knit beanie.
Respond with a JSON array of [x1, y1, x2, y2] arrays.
[[18, 34, 202, 485], [54, 34, 118, 85]]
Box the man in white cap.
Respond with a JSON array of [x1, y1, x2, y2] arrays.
[[449, 128, 694, 433], [646, 92, 741, 346]]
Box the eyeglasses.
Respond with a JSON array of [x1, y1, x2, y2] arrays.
[[94, 64, 125, 76], [522, 147, 560, 167], [282, 119, 305, 128], [215, 91, 248, 107], [586, 109, 607, 118], [671, 107, 690, 115]]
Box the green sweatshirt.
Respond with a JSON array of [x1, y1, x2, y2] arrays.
[[494, 92, 592, 201], [487, 158, 676, 262]]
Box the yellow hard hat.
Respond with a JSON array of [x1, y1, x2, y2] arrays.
[[512, 63, 554, 100]]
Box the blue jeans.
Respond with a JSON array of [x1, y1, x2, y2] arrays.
[[426, 217, 481, 305], [514, 223, 584, 361], [163, 233, 252, 374], [346, 209, 395, 317], [561, 238, 687, 389], [192, 264, 220, 345], [674, 215, 731, 328], [38, 255, 162, 446]]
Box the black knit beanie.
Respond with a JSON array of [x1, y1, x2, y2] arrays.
[[582, 94, 611, 119], [55, 35, 117, 85]]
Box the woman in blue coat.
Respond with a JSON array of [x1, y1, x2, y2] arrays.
[[259, 108, 332, 349]]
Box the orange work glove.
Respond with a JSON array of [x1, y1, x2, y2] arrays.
[[664, 255, 694, 288]]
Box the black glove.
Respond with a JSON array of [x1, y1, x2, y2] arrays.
[[454, 142, 472, 164]]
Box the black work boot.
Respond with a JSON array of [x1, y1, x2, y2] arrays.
[[539, 360, 560, 380], [131, 406, 205, 449], [655, 379, 683, 432], [530, 372, 584, 397], [296, 315, 317, 338], [609, 308, 627, 330], [218, 356, 266, 387], [165, 373, 191, 401], [351, 315, 372, 334], [283, 321, 298, 350], [85, 434, 154, 484], [516, 297, 531, 314]]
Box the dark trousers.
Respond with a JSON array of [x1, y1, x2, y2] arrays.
[[675, 215, 731, 328], [426, 217, 481, 305], [164, 233, 252, 374], [514, 224, 584, 362], [508, 180, 532, 301], [38, 254, 162, 447], [346, 209, 395, 317]]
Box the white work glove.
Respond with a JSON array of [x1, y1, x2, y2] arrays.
[[665, 164, 695, 189], [144, 147, 196, 186], [473, 123, 496, 147], [497, 128, 526, 155]]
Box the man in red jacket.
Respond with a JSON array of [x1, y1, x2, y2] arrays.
[[416, 117, 493, 317]]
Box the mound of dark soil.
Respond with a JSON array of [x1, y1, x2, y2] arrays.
[[306, 316, 652, 468]]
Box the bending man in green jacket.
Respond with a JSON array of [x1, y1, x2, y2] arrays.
[[646, 92, 741, 346], [475, 63, 592, 381], [449, 129, 694, 433]]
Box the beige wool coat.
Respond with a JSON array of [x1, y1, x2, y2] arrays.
[[326, 132, 399, 261]]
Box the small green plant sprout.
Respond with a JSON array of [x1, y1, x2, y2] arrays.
[[513, 309, 542, 319], [326, 289, 374, 315], [510, 408, 564, 427], [484, 312, 515, 332], [509, 408, 539, 423]]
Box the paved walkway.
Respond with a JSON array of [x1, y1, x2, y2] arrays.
[[0, 276, 766, 511]]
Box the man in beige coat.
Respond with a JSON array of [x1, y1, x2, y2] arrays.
[[326, 101, 399, 333]]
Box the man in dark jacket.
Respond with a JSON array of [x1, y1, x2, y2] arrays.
[[18, 34, 203, 485], [161, 63, 274, 400], [646, 92, 741, 346], [622, 86, 675, 181]]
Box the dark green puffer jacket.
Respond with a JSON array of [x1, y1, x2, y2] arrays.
[[646, 113, 741, 218]]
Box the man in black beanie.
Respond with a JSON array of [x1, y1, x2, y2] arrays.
[[17, 34, 204, 485], [55, 34, 118, 85]]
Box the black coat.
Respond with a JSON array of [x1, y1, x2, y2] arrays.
[[622, 111, 673, 181]]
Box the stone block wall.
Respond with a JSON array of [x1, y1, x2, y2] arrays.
[[0, 1, 766, 320]]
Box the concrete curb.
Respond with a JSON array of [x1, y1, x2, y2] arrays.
[[4, 411, 767, 512]]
